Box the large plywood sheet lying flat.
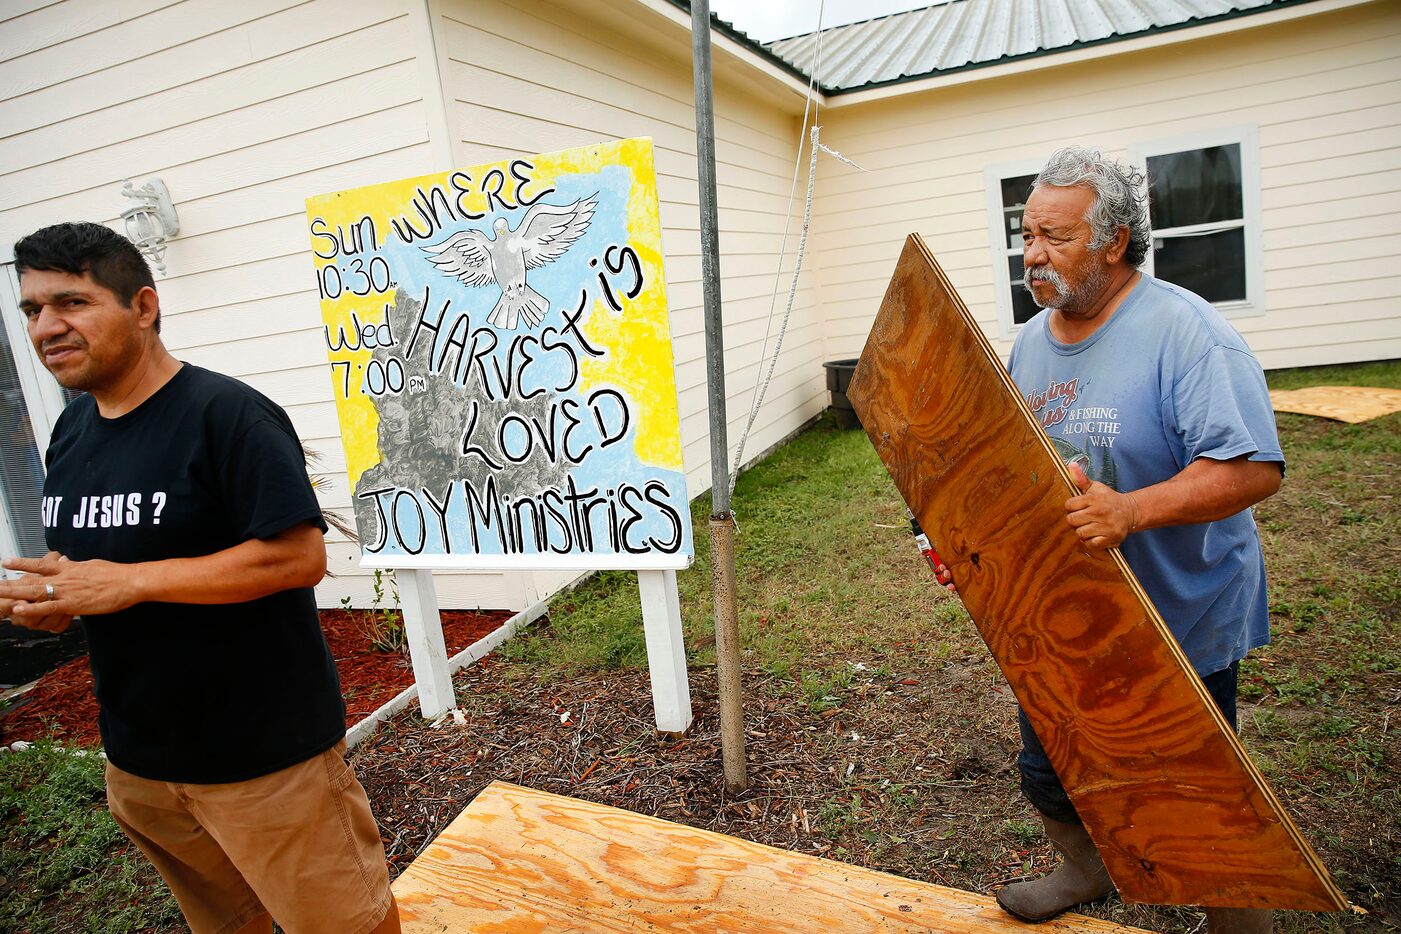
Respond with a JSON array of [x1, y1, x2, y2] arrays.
[[846, 235, 1346, 912], [393, 781, 1154, 932], [1269, 386, 1401, 424]]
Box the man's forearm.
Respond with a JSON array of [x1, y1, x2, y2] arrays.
[[1, 523, 327, 618], [1129, 456, 1283, 532], [1064, 455, 1281, 551], [128, 525, 327, 605]]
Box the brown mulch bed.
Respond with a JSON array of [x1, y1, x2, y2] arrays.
[[0, 609, 510, 746], [349, 626, 1397, 933], [5, 607, 1391, 932], [353, 642, 1062, 895]]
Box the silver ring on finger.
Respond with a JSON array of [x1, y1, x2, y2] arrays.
[[45, 583, 55, 600]]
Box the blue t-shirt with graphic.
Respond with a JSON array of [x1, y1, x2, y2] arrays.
[[1007, 274, 1283, 676]]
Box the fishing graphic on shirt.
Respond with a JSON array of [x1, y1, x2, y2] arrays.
[[1024, 376, 1120, 491]]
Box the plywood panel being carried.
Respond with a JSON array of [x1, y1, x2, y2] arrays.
[[845, 235, 1347, 912], [392, 780, 1155, 933]]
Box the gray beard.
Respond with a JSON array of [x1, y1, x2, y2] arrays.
[[1024, 260, 1109, 316]]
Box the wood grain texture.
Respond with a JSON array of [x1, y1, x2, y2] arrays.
[[845, 236, 1347, 912], [1269, 386, 1401, 423], [393, 781, 1155, 933]]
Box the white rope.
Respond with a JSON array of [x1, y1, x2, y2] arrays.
[[725, 127, 866, 501], [726, 5, 866, 499], [814, 140, 866, 172], [726, 125, 820, 499]]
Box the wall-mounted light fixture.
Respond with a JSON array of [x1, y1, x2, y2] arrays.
[[119, 177, 180, 276]]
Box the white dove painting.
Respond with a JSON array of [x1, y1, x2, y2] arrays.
[[420, 196, 597, 330]]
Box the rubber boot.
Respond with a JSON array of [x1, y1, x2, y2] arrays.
[[1205, 907, 1273, 933], [995, 816, 1113, 922]]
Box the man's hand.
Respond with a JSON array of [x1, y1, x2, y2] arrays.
[[1062, 455, 1282, 554], [0, 552, 79, 633], [1064, 462, 1141, 553], [933, 561, 956, 594], [0, 594, 60, 631], [9, 609, 74, 633], [1, 551, 140, 624]]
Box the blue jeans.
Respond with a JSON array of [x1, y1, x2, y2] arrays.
[[1016, 660, 1240, 825]]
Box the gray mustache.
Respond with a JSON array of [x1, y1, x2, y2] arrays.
[[1024, 265, 1066, 292]]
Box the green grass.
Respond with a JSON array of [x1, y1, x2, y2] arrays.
[[0, 741, 180, 933], [1264, 359, 1401, 392], [499, 413, 979, 678], [1002, 817, 1042, 847], [1245, 360, 1400, 720]]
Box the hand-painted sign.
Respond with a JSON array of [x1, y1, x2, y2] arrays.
[[305, 138, 692, 569]]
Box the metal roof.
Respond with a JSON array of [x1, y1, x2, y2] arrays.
[[764, 0, 1312, 93]]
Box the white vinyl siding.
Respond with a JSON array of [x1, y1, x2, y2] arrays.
[[0, 0, 446, 607], [811, 0, 1401, 368]]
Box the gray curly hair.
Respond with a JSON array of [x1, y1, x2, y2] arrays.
[[1033, 147, 1151, 267]]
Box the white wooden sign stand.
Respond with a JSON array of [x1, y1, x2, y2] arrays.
[[394, 566, 693, 734], [638, 568, 693, 733], [398, 568, 454, 720]]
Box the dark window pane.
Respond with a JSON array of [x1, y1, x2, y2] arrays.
[[1147, 144, 1242, 230], [1153, 228, 1246, 303], [1001, 173, 1037, 249], [1001, 173, 1036, 209], [1012, 285, 1042, 325], [1008, 255, 1041, 324], [0, 328, 47, 557]]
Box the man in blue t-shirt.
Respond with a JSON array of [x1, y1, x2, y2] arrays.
[[992, 149, 1283, 934]]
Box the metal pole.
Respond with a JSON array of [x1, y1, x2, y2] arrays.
[[691, 0, 747, 792]]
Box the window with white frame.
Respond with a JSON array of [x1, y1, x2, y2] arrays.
[[999, 172, 1041, 327], [1133, 126, 1263, 316], [983, 159, 1045, 337], [0, 264, 73, 562], [984, 127, 1263, 340]]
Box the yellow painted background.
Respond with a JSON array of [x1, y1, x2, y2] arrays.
[[304, 138, 683, 490]]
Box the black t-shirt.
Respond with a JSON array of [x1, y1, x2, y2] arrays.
[[42, 364, 344, 783]]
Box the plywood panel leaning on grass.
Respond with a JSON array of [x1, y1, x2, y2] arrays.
[[393, 781, 1157, 933], [845, 234, 1348, 912]]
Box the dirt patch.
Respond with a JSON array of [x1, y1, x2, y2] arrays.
[[0, 608, 511, 746], [350, 643, 1141, 926], [0, 621, 88, 689], [348, 621, 1395, 934]]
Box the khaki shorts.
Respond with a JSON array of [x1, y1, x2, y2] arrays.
[[106, 741, 392, 934]]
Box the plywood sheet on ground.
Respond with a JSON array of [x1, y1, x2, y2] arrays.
[[1269, 386, 1401, 423], [393, 781, 1154, 932], [845, 235, 1346, 912]]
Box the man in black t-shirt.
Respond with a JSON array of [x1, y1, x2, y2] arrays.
[[1, 223, 401, 934]]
